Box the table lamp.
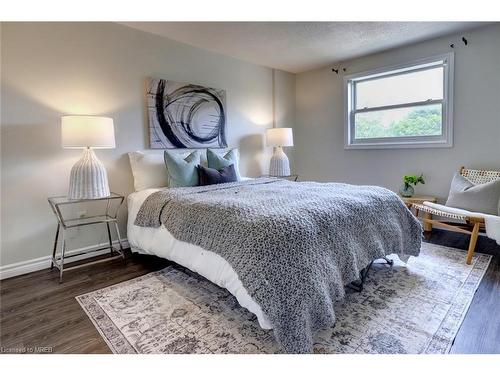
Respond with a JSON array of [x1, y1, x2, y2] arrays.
[[266, 127, 294, 177], [61, 116, 115, 199]]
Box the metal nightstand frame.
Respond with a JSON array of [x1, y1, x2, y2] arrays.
[[261, 174, 299, 181], [47, 193, 126, 283]]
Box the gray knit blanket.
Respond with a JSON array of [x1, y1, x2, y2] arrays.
[[134, 178, 422, 353]]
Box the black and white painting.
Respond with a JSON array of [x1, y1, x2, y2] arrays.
[[147, 78, 227, 148]]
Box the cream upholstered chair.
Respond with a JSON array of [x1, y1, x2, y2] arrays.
[[412, 167, 500, 265]]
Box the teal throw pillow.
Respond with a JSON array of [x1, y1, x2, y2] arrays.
[[163, 150, 201, 187], [206, 149, 241, 181]]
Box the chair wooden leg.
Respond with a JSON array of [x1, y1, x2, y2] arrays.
[[423, 211, 433, 232], [466, 222, 480, 265]]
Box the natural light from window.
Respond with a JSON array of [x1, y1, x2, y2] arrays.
[[344, 53, 453, 148]]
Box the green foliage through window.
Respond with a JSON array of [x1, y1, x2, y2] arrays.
[[355, 105, 442, 139]]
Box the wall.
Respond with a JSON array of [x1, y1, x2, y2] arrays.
[[295, 23, 500, 199], [0, 22, 295, 269]]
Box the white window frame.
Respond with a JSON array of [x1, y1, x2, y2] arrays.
[[344, 52, 454, 149]]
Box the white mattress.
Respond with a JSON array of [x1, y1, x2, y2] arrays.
[[127, 188, 272, 329]]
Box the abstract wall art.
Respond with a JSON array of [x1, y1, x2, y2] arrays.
[[146, 78, 227, 148]]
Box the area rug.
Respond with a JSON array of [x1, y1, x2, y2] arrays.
[[76, 243, 491, 354]]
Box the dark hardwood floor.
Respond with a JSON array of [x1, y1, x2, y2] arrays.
[[1, 229, 499, 354], [423, 231, 500, 354]]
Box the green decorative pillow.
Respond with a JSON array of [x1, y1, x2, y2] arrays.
[[163, 150, 201, 187], [207, 149, 241, 181]]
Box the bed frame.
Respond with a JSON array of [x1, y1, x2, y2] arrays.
[[349, 257, 394, 292]]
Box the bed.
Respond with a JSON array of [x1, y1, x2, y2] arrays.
[[127, 166, 422, 353], [127, 186, 273, 330]]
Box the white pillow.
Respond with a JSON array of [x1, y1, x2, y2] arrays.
[[128, 149, 240, 191], [128, 151, 169, 191]]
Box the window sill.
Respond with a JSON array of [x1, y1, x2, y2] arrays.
[[345, 139, 453, 150]]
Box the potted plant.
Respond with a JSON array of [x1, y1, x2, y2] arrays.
[[400, 174, 425, 197]]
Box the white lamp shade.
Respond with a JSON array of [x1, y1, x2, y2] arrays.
[[61, 116, 115, 149], [266, 127, 294, 147]]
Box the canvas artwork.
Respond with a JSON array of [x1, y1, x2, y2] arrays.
[[147, 78, 227, 149]]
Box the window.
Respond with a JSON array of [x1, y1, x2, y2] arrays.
[[344, 53, 454, 149]]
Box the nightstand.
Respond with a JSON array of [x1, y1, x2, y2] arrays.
[[400, 195, 437, 232], [48, 193, 126, 282], [261, 174, 299, 182]]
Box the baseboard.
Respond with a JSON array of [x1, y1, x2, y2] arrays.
[[0, 238, 129, 280]]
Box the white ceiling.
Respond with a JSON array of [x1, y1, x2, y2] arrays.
[[120, 22, 488, 73]]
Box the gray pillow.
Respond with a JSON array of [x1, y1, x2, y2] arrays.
[[445, 173, 500, 215]]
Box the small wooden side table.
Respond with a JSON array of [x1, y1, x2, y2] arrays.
[[400, 195, 438, 232]]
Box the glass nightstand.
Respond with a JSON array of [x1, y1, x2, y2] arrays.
[[260, 174, 299, 182], [47, 193, 126, 282]]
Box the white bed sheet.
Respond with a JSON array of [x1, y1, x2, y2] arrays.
[[127, 188, 273, 330]]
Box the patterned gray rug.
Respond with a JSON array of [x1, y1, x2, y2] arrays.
[[76, 243, 491, 354]]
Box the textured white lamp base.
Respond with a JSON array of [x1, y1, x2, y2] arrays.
[[269, 146, 291, 177], [68, 148, 110, 199]]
